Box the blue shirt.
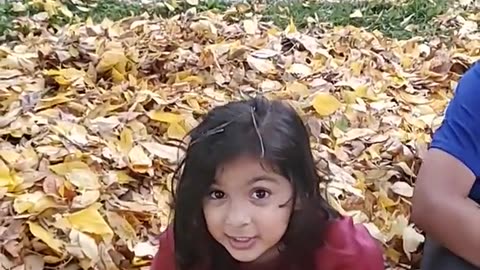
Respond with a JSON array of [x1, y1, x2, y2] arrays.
[[430, 61, 480, 202]]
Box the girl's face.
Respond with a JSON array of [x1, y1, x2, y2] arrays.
[[203, 155, 293, 263]]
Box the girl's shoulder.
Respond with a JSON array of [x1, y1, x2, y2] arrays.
[[313, 216, 385, 270], [150, 217, 385, 270], [151, 226, 175, 270]]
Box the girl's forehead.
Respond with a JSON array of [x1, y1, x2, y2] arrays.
[[215, 155, 273, 175], [213, 155, 288, 186]]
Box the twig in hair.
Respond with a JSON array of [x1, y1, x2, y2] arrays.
[[190, 112, 247, 146], [251, 106, 265, 158]]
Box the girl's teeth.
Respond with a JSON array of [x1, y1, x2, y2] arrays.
[[234, 237, 250, 241]]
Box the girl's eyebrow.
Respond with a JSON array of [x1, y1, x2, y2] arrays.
[[248, 175, 280, 185]]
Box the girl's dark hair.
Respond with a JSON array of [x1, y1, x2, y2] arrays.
[[170, 96, 339, 270]]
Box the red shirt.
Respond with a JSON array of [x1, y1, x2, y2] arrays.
[[150, 217, 385, 270]]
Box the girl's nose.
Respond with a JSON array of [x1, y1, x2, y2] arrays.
[[225, 202, 251, 227]]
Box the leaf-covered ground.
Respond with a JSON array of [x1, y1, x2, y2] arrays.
[[1, 0, 480, 270]]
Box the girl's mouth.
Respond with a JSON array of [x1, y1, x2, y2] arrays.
[[227, 236, 257, 250]]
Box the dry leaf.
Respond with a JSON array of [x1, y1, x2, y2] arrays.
[[247, 55, 276, 74], [350, 9, 363, 18], [107, 212, 137, 249], [65, 203, 114, 241], [28, 221, 63, 254], [1, 4, 476, 269], [65, 168, 101, 190], [24, 254, 45, 270], [78, 231, 99, 262], [402, 224, 425, 260], [243, 19, 258, 35], [140, 142, 182, 163], [72, 190, 101, 208], [14, 191, 58, 214], [312, 93, 342, 116], [133, 241, 158, 257], [390, 181, 414, 197], [128, 145, 152, 173], [287, 63, 313, 77], [148, 111, 184, 123]]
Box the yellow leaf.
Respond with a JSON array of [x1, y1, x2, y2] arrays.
[[286, 81, 309, 97], [0, 160, 21, 192], [342, 91, 357, 104], [97, 50, 127, 73], [14, 191, 58, 214], [385, 247, 402, 263], [36, 95, 72, 110], [350, 61, 363, 76], [111, 67, 125, 84], [65, 168, 100, 190], [398, 91, 430, 105], [65, 203, 114, 241], [119, 128, 133, 154], [167, 122, 187, 140], [378, 193, 398, 209], [180, 75, 204, 86], [312, 93, 342, 116], [186, 98, 201, 111], [354, 84, 369, 98], [107, 212, 137, 247], [128, 145, 152, 174], [28, 221, 63, 254], [114, 171, 135, 184], [285, 17, 297, 34], [44, 0, 58, 16], [190, 20, 218, 38], [45, 68, 85, 85], [148, 111, 184, 123], [49, 161, 89, 176]]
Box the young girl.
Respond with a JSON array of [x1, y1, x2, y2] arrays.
[[151, 97, 384, 270]]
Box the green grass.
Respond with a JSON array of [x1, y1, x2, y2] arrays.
[[0, 0, 229, 38], [0, 0, 452, 41], [263, 0, 450, 40]]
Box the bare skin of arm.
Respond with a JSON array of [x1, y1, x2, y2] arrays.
[[411, 148, 480, 267]]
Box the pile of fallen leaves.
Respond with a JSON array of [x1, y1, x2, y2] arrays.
[[2, 2, 480, 270]]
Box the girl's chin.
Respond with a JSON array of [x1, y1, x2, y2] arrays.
[[226, 245, 280, 265], [225, 247, 264, 263]]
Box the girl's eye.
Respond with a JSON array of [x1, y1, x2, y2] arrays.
[[252, 189, 270, 200], [209, 190, 225, 200]]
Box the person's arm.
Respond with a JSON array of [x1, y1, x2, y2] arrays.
[[411, 62, 480, 267], [412, 149, 480, 266]]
